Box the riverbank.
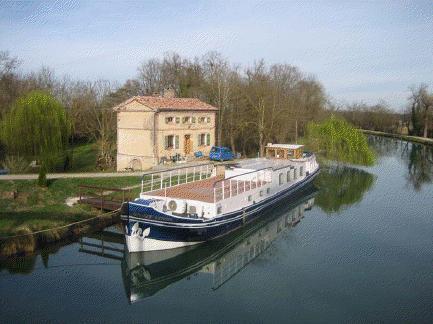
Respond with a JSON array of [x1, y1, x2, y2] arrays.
[[361, 129, 433, 146], [0, 176, 141, 238]]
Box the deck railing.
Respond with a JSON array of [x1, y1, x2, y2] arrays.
[[213, 167, 273, 203], [141, 163, 215, 194]]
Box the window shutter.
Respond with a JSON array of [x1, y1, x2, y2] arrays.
[[175, 135, 179, 149], [206, 133, 210, 146]]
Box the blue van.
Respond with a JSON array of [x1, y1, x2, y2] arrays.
[[209, 146, 234, 161]]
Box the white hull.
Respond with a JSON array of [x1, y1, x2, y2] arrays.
[[126, 235, 204, 252]]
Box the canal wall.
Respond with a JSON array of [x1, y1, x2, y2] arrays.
[[0, 210, 120, 259], [361, 129, 433, 146]]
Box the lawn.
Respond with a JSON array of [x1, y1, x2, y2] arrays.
[[0, 176, 141, 237], [68, 142, 98, 172]]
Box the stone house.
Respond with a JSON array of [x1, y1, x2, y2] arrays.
[[113, 94, 218, 171]]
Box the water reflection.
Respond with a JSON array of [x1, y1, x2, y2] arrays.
[[314, 166, 376, 214], [121, 188, 317, 303], [368, 135, 433, 191]]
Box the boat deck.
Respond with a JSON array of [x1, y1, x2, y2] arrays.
[[146, 176, 224, 203], [145, 176, 266, 203]]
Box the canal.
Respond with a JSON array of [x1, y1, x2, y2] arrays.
[[1, 137, 432, 323]]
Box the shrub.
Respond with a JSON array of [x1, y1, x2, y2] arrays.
[[2, 155, 30, 173]]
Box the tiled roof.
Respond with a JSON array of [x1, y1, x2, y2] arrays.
[[114, 96, 218, 111]]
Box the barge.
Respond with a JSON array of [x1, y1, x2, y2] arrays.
[[121, 143, 319, 252]]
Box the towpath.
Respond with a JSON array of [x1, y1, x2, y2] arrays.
[[0, 159, 235, 181]]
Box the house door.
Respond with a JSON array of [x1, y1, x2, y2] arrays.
[[184, 135, 192, 155]]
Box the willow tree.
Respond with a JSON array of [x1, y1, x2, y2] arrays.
[[305, 115, 375, 166], [1, 90, 70, 183]]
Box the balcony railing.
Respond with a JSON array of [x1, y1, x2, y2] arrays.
[[141, 163, 214, 194], [213, 167, 273, 203]]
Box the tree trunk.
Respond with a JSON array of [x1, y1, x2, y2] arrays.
[[230, 133, 236, 154], [423, 107, 429, 138]]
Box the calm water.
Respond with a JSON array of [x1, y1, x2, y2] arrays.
[[1, 137, 432, 323]]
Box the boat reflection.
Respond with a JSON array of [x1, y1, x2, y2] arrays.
[[121, 186, 317, 303]]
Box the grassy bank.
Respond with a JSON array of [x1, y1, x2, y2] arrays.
[[0, 176, 141, 237]]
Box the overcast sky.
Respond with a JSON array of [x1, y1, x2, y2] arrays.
[[1, 0, 432, 110]]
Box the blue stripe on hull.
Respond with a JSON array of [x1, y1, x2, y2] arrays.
[[122, 168, 319, 243]]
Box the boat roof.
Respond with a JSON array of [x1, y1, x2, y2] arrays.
[[235, 158, 293, 170], [266, 143, 304, 150]]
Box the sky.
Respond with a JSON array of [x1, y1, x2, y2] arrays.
[[0, 0, 432, 110]]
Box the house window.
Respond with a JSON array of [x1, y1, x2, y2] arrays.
[[182, 116, 191, 124], [165, 135, 179, 149], [206, 117, 211, 123], [198, 133, 207, 146], [267, 188, 270, 194], [300, 166, 304, 177], [192, 117, 196, 123], [294, 169, 298, 180], [279, 173, 284, 185], [165, 116, 174, 124], [259, 190, 263, 197], [287, 170, 291, 182], [198, 117, 206, 123], [248, 195, 252, 202], [206, 133, 210, 146], [217, 206, 222, 214], [175, 117, 180, 124]]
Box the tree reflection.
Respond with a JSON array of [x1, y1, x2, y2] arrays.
[[368, 135, 432, 191], [403, 143, 433, 191], [315, 166, 376, 214]]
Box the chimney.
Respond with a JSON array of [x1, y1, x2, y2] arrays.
[[163, 87, 176, 98]]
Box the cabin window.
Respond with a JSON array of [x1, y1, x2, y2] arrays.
[[248, 195, 252, 202], [300, 166, 304, 176], [287, 170, 291, 182], [279, 173, 284, 185], [175, 117, 180, 124], [165, 135, 179, 149], [165, 116, 174, 124]]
